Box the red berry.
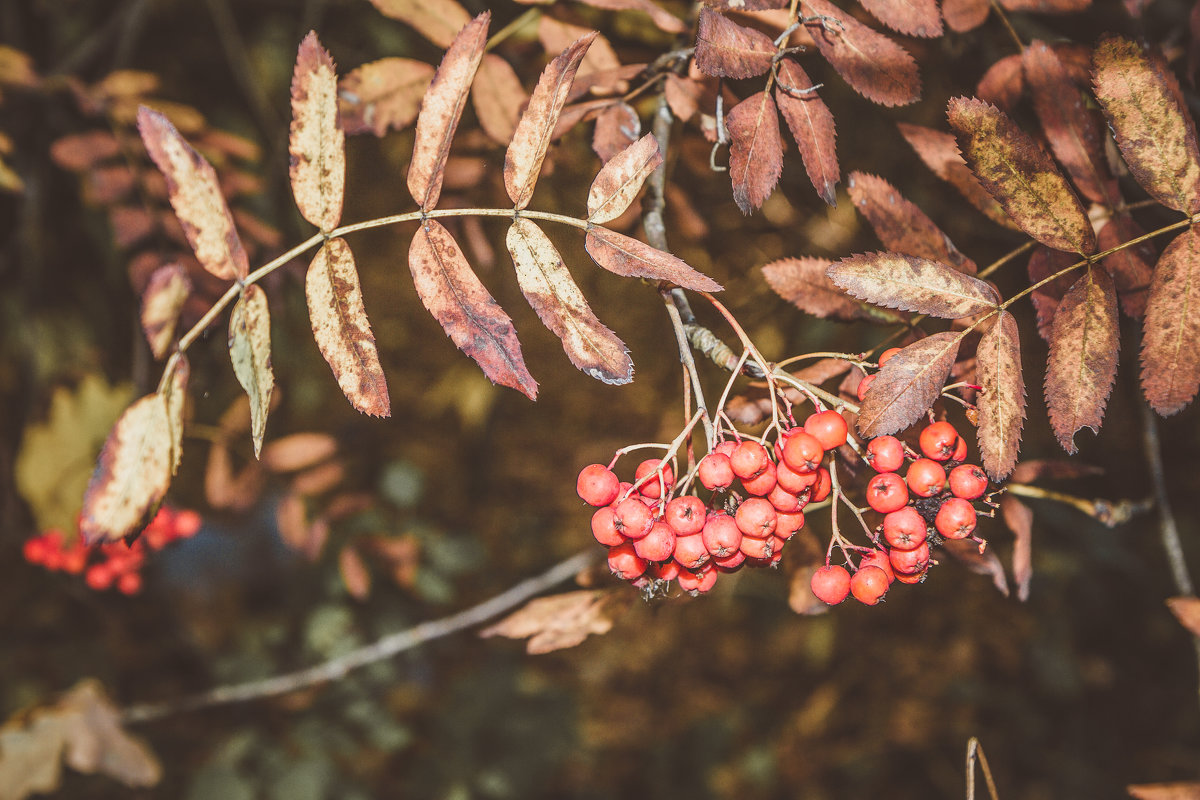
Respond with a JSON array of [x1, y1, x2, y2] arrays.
[[776, 459, 819, 494], [174, 509, 202, 538], [851, 566, 890, 605], [608, 542, 648, 581], [949, 464, 988, 500], [889, 542, 931, 575], [577, 464, 620, 506], [730, 441, 771, 480], [634, 458, 674, 499], [739, 534, 775, 560], [735, 498, 777, 538], [713, 550, 746, 571], [775, 510, 805, 539], [741, 461, 778, 496], [865, 435, 905, 473], [634, 522, 678, 562], [23, 537, 46, 565], [612, 498, 654, 540], [878, 347, 902, 367], [803, 410, 848, 450], [85, 564, 113, 591], [767, 484, 802, 513], [591, 507, 625, 547], [906, 458, 947, 498], [714, 440, 738, 458], [61, 542, 87, 575], [673, 533, 711, 570], [811, 565, 851, 604], [894, 568, 927, 584], [652, 561, 682, 581], [882, 507, 928, 551], [664, 495, 707, 536], [919, 421, 960, 461], [781, 431, 824, 474], [859, 549, 895, 584], [701, 513, 742, 558], [698, 452, 735, 491], [856, 373, 876, 401], [810, 468, 832, 503], [678, 564, 718, 595], [866, 472, 910, 514], [116, 571, 143, 596], [951, 435, 968, 462], [935, 497, 978, 539]]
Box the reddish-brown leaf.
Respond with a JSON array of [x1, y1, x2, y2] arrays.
[[857, 332, 963, 437], [50, 130, 121, 172], [339, 544, 372, 600], [338, 58, 435, 137], [898, 122, 1014, 228], [942, 538, 1010, 596], [1166, 596, 1200, 638], [941, 0, 989, 32], [847, 172, 977, 274], [1027, 246, 1079, 342], [762, 256, 905, 324], [471, 54, 527, 145], [1045, 266, 1119, 453], [976, 311, 1026, 479], [775, 60, 839, 206], [587, 133, 661, 224], [828, 251, 999, 319], [664, 74, 702, 122], [584, 226, 722, 292], [409, 219, 538, 399], [726, 91, 784, 214], [228, 284, 274, 458], [857, 0, 943, 37], [694, 8, 776, 79], [575, 0, 686, 33], [367, 0, 471, 48], [1009, 458, 1103, 483], [408, 13, 490, 211], [480, 589, 618, 654], [140, 263, 191, 360], [1000, 495, 1034, 601], [537, 18, 621, 82], [1141, 226, 1200, 415], [802, 0, 921, 107], [1093, 36, 1200, 214], [706, 0, 789, 8], [1126, 782, 1200, 800], [793, 357, 854, 384], [289, 32, 344, 232], [505, 33, 596, 210], [1098, 211, 1155, 319], [975, 54, 1023, 112], [507, 219, 632, 384], [999, 0, 1090, 9], [261, 433, 338, 473], [137, 108, 248, 281], [591, 101, 641, 163], [164, 355, 189, 475]]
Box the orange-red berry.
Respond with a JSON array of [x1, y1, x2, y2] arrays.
[[866, 472, 909, 514], [919, 421, 960, 461], [935, 497, 978, 539], [803, 410, 848, 450], [577, 464, 620, 506], [865, 435, 905, 473], [949, 464, 988, 500], [882, 507, 928, 551], [851, 566, 890, 605], [811, 565, 851, 604], [906, 458, 947, 498], [698, 452, 735, 490]]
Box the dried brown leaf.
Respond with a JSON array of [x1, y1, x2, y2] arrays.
[[408, 13, 490, 211], [587, 133, 661, 224], [847, 172, 976, 274], [306, 238, 390, 417], [1098, 211, 1155, 319], [941, 538, 1010, 596], [472, 54, 527, 145], [898, 122, 1014, 228], [976, 54, 1023, 112], [763, 256, 905, 323], [1010, 458, 1103, 483], [480, 589, 616, 654], [338, 58, 435, 137], [776, 60, 839, 206], [1141, 227, 1200, 415], [1127, 782, 1200, 800], [976, 311, 1026, 480], [1166, 596, 1200, 638], [228, 284, 274, 458], [828, 251, 998, 318], [664, 74, 702, 122], [695, 8, 776, 79], [575, 0, 686, 32], [942, 0, 989, 31], [584, 226, 722, 291], [947, 97, 1095, 254], [164, 356, 188, 475], [262, 432, 338, 473], [140, 263, 191, 359], [289, 32, 344, 231], [1027, 246, 1078, 342], [50, 130, 121, 172], [339, 545, 372, 600], [410, 220, 538, 399], [727, 91, 784, 214], [592, 101, 641, 163], [508, 219, 632, 384], [137, 107, 248, 280], [1000, 495, 1034, 601], [857, 332, 963, 437], [999, 0, 1089, 9], [857, 0, 943, 37], [368, 0, 471, 47], [802, 0, 921, 107]]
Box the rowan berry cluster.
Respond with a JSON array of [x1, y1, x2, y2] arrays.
[[23, 506, 202, 595]]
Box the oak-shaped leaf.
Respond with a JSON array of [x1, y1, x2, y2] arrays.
[[942, 0, 989, 32], [480, 589, 618, 654], [306, 238, 390, 417], [762, 256, 905, 323], [1045, 266, 1119, 453], [164, 355, 189, 475], [592, 101, 641, 163], [1027, 246, 1078, 342], [584, 226, 722, 291], [408, 12, 490, 212], [79, 393, 173, 544], [471, 55, 527, 146], [694, 8, 776, 79], [338, 58, 435, 137], [290, 32, 345, 232], [505, 33, 596, 210], [828, 251, 999, 319], [228, 284, 274, 458], [857, 0, 943, 37], [1098, 211, 1154, 319], [367, 0, 471, 48], [137, 107, 248, 281], [976, 311, 1025, 479], [507, 219, 632, 384], [847, 172, 977, 274], [587, 133, 661, 224], [727, 91, 784, 214], [1093, 36, 1200, 215], [1141, 226, 1200, 416], [857, 332, 963, 437], [1000, 494, 1034, 601], [575, 0, 686, 33], [898, 122, 1014, 228], [802, 0, 921, 107], [775, 60, 839, 207], [947, 97, 1095, 254], [410, 219, 538, 399], [140, 263, 191, 359]]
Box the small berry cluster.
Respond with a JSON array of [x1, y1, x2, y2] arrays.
[[578, 409, 849, 596], [23, 506, 202, 595]]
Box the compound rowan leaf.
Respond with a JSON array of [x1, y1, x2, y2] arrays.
[[1000, 495, 1034, 601], [802, 0, 921, 107], [1045, 266, 1119, 453], [505, 33, 596, 209], [1027, 246, 1079, 342], [762, 256, 905, 323], [1093, 36, 1200, 215], [575, 0, 686, 33], [79, 393, 173, 544], [828, 251, 999, 318], [472, 54, 527, 145], [306, 238, 390, 417], [976, 311, 1025, 479], [507, 219, 632, 384], [1098, 211, 1155, 319], [776, 60, 839, 206], [592, 101, 641, 163], [140, 263, 191, 359], [410, 219, 538, 399], [338, 58, 435, 136], [847, 172, 977, 274], [289, 32, 344, 232], [948, 97, 1095, 254], [857, 0, 943, 37], [942, 0, 989, 32], [898, 122, 1014, 228], [587, 133, 661, 224], [1141, 226, 1200, 416], [368, 0, 471, 47], [727, 91, 784, 214], [694, 8, 776, 79], [164, 355, 189, 475], [584, 226, 722, 291], [480, 589, 617, 654], [137, 107, 248, 280], [228, 284, 274, 458], [408, 13, 490, 211], [857, 332, 963, 437]]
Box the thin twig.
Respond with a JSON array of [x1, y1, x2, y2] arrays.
[[966, 737, 1000, 800]]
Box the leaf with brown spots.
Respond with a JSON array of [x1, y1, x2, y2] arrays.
[[410, 220, 538, 399], [802, 0, 921, 107], [1045, 266, 1119, 453], [508, 219, 632, 384], [1098, 211, 1155, 319], [480, 589, 618, 654], [1141, 226, 1200, 416], [505, 33, 596, 210], [942, 0, 989, 32], [827, 251, 998, 319], [775, 60, 839, 207], [228, 284, 274, 457], [471, 54, 527, 145], [137, 107, 248, 280], [694, 8, 776, 79], [140, 263, 191, 359], [584, 226, 722, 292], [976, 311, 1025, 479], [1093, 36, 1200, 214], [164, 356, 188, 475], [591, 101, 641, 163], [762, 256, 905, 324], [289, 32, 344, 232], [338, 58, 435, 137], [847, 172, 976, 274], [857, 0, 943, 37], [306, 238, 390, 417], [1000, 495, 1033, 601], [898, 123, 1014, 228], [726, 91, 784, 214], [857, 332, 963, 437], [1027, 246, 1079, 342], [408, 13, 490, 212], [948, 97, 1095, 254], [367, 0, 471, 47], [587, 133, 661, 224]]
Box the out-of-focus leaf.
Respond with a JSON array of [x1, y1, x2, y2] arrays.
[[942, 539, 1010, 596], [898, 122, 1014, 228], [827, 251, 998, 318], [776, 60, 839, 207], [228, 285, 274, 458], [694, 8, 776, 79], [574, 0, 686, 32], [584, 227, 722, 291], [587, 133, 661, 224], [367, 0, 471, 47], [1127, 782, 1200, 800], [262, 433, 339, 473], [942, 0, 989, 32], [1010, 458, 1103, 483], [847, 172, 976, 273], [50, 130, 121, 172], [1000, 495, 1033, 601], [472, 54, 527, 145], [591, 101, 641, 163], [139, 263, 191, 359], [999, 0, 1089, 9], [338, 58, 435, 137], [339, 545, 372, 600], [763, 256, 905, 324], [976, 54, 1023, 112], [727, 91, 784, 214], [976, 311, 1025, 479], [802, 0, 921, 107], [289, 32, 344, 232], [164, 356, 189, 475], [1141, 227, 1200, 416], [788, 565, 832, 615], [1027, 246, 1079, 342], [480, 590, 618, 654], [857, 332, 963, 437]]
